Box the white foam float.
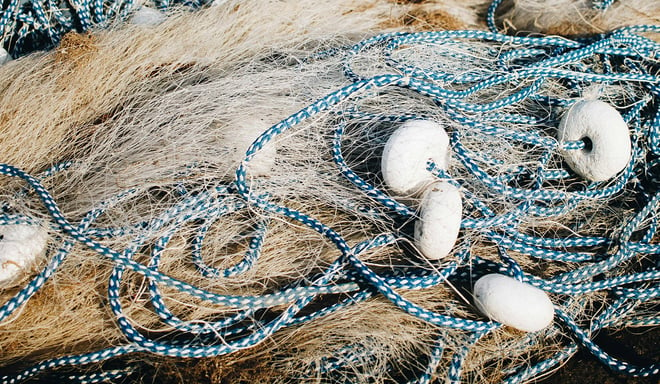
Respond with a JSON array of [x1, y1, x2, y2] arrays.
[[558, 99, 631, 182], [225, 117, 277, 176], [130, 6, 167, 26], [414, 181, 462, 260], [0, 224, 48, 288], [0, 48, 10, 66], [473, 273, 554, 332], [381, 120, 450, 196]]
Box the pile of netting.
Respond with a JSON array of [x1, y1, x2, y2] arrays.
[[1, 3, 659, 384], [0, 0, 211, 58]]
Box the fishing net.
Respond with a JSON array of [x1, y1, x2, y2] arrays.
[[0, 0, 658, 383]]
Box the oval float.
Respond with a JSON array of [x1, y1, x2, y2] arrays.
[[130, 7, 167, 26], [473, 273, 554, 332], [0, 48, 10, 66], [230, 117, 277, 176], [0, 224, 48, 288], [381, 120, 450, 196], [414, 181, 462, 260]]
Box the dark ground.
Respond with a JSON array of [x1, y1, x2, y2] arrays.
[[538, 327, 659, 384]]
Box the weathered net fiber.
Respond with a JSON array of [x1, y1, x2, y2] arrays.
[[0, 0, 489, 59], [0, 1, 658, 383], [490, 0, 659, 36]]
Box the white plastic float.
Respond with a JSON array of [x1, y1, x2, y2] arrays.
[[558, 99, 631, 182], [414, 181, 462, 260], [473, 273, 554, 332], [130, 6, 167, 26], [0, 224, 48, 288], [0, 48, 10, 66], [229, 117, 277, 177], [381, 120, 450, 196]]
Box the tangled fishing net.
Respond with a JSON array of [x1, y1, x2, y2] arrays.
[[492, 0, 660, 36], [0, 0, 210, 58], [0, 0, 658, 383]]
